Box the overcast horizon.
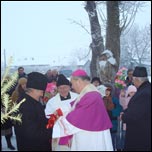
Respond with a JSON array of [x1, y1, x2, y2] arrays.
[[1, 1, 151, 66]]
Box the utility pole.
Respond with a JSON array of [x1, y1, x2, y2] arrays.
[[4, 49, 7, 69]]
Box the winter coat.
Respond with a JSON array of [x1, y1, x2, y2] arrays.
[[11, 88, 25, 103], [1, 86, 14, 134], [125, 76, 134, 87], [103, 96, 114, 111], [122, 81, 151, 151], [110, 97, 122, 133], [14, 94, 52, 151], [1, 118, 13, 136]]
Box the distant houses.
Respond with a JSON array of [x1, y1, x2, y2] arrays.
[[3, 60, 91, 77]]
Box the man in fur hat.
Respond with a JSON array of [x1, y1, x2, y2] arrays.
[[120, 66, 151, 151], [14, 72, 52, 151]]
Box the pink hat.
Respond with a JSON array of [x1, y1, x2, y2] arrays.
[[72, 69, 87, 77], [126, 85, 137, 96]]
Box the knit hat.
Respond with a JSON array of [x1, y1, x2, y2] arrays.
[[71, 69, 88, 77], [27, 72, 47, 91], [18, 77, 27, 85], [56, 74, 70, 87], [126, 85, 137, 96], [133, 66, 148, 77]]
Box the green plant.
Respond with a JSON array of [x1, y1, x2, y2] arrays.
[[1, 57, 25, 124]]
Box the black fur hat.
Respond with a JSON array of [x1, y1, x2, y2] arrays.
[[56, 74, 70, 87], [27, 72, 47, 91], [133, 66, 148, 77]]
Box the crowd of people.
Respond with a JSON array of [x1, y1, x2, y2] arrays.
[[1, 66, 151, 151]]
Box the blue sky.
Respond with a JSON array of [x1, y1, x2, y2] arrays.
[[1, 1, 151, 66]]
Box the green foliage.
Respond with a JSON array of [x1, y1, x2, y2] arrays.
[[1, 57, 25, 124]]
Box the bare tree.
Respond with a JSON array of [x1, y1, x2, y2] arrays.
[[69, 47, 91, 63], [119, 1, 146, 34], [97, 1, 146, 34], [84, 1, 104, 78], [70, 1, 148, 81], [104, 1, 120, 83], [120, 25, 151, 68], [97, 1, 146, 83]]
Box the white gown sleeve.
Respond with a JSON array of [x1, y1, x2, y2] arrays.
[[53, 116, 81, 138], [45, 98, 55, 119]]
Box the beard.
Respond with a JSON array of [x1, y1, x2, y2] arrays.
[[99, 60, 107, 71]]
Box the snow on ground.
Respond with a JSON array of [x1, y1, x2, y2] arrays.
[[1, 127, 17, 151]]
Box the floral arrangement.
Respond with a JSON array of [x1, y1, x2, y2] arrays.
[[114, 67, 128, 89], [43, 82, 57, 103]]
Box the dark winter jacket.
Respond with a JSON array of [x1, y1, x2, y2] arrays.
[[14, 94, 52, 151], [1, 85, 14, 131], [125, 76, 134, 87], [122, 81, 151, 151]]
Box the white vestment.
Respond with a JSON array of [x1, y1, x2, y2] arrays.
[[45, 91, 78, 118], [45, 91, 78, 151], [52, 84, 113, 151], [53, 117, 113, 151]]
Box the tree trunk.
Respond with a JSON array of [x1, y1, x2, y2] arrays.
[[106, 1, 120, 81], [85, 1, 104, 78]]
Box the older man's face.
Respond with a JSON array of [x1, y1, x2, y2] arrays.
[[132, 77, 138, 88], [57, 85, 70, 98], [70, 77, 81, 94]]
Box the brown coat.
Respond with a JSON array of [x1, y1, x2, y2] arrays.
[[103, 96, 114, 111]]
